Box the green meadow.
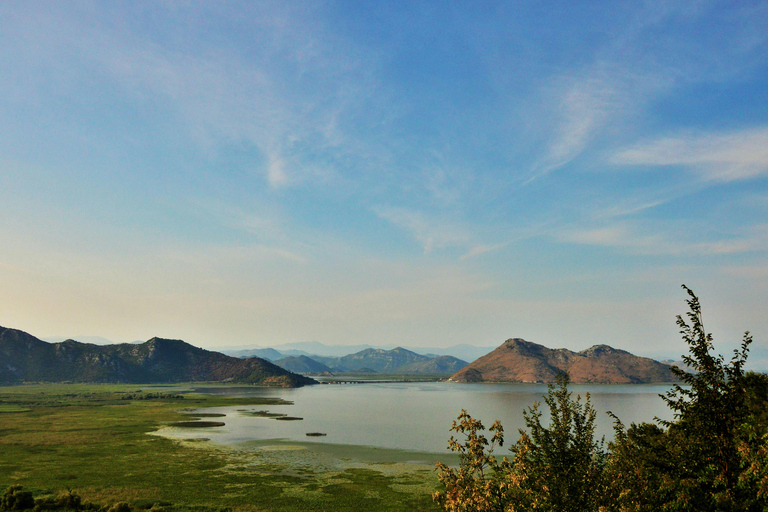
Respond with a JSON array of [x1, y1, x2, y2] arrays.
[[0, 384, 440, 512]]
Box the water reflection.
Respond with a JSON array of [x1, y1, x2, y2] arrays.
[[159, 381, 675, 454]]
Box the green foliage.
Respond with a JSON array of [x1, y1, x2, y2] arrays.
[[106, 504, 131, 512], [433, 410, 518, 512], [511, 373, 607, 511], [604, 419, 675, 511], [1, 486, 93, 512], [434, 374, 607, 511], [120, 392, 184, 401], [604, 285, 767, 511], [1, 486, 34, 511], [662, 285, 751, 494]]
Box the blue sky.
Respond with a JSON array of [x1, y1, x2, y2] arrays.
[[1, 1, 767, 359]]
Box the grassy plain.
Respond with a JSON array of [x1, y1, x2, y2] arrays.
[[0, 384, 440, 512]]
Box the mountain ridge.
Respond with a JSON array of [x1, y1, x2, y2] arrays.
[[449, 338, 677, 384], [221, 342, 493, 362], [0, 326, 316, 387], [315, 346, 468, 374]]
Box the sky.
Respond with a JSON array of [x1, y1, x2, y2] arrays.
[[1, 1, 767, 361]]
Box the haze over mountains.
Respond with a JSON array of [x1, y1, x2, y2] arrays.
[[0, 326, 315, 387]]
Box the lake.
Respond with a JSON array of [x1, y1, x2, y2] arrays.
[[155, 381, 676, 456]]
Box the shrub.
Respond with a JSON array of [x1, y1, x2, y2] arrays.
[[107, 503, 131, 512], [434, 373, 606, 511], [1, 486, 35, 512]]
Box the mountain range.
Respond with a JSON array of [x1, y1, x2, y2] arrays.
[[450, 338, 677, 384], [4, 325, 683, 385], [222, 342, 494, 362], [271, 347, 468, 375], [0, 326, 316, 387]]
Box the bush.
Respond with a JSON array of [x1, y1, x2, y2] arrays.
[[107, 503, 131, 512], [434, 373, 607, 511], [1, 486, 35, 512], [511, 372, 607, 511]]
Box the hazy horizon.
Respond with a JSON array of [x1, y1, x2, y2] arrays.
[[1, 2, 767, 359]]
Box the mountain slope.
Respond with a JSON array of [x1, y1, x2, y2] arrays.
[[325, 347, 467, 374], [449, 338, 676, 384], [398, 355, 468, 374], [310, 347, 467, 375], [223, 347, 284, 361], [274, 355, 333, 374], [333, 347, 427, 372], [0, 326, 316, 387]]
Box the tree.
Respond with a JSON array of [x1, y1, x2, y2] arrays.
[[510, 372, 607, 512], [660, 285, 753, 509], [605, 285, 765, 512], [434, 373, 607, 512], [433, 410, 521, 512]]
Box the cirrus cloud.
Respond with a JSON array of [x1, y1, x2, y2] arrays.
[[611, 126, 768, 182]]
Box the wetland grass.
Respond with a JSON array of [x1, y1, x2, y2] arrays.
[[0, 404, 32, 413], [242, 410, 287, 418], [240, 410, 302, 421], [167, 421, 225, 428], [0, 383, 440, 512]]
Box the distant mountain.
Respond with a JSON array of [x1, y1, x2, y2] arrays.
[[221, 342, 494, 362], [274, 355, 333, 374], [0, 326, 316, 387], [272, 341, 376, 358], [398, 355, 468, 374], [41, 335, 117, 345], [350, 367, 378, 374], [333, 347, 418, 372], [322, 347, 468, 374], [225, 347, 284, 361], [450, 338, 677, 384], [402, 344, 497, 362]]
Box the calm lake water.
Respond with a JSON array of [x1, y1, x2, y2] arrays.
[[157, 381, 675, 455]]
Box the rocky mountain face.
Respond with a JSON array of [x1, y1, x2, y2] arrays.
[[449, 338, 677, 384], [0, 326, 316, 387]]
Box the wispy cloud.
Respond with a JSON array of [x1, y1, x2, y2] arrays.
[[559, 222, 768, 257], [374, 206, 470, 253], [591, 199, 667, 220], [266, 153, 290, 188], [422, 167, 465, 207], [460, 243, 507, 261], [698, 225, 768, 255], [25, 3, 385, 190], [526, 3, 768, 183], [611, 126, 768, 182], [529, 70, 621, 181], [558, 223, 664, 252]]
